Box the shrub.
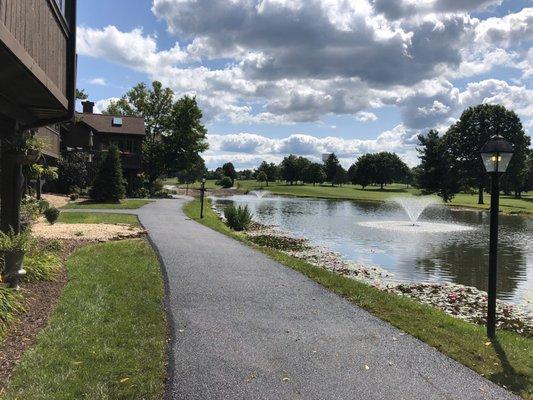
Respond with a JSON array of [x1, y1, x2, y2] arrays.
[[217, 176, 233, 188], [69, 193, 79, 201], [0, 286, 24, 338], [224, 205, 253, 231], [57, 152, 88, 194], [22, 251, 61, 283], [38, 200, 50, 213], [152, 189, 172, 198], [44, 207, 60, 225], [89, 144, 126, 203], [133, 187, 150, 198], [20, 196, 41, 230], [0, 230, 33, 253]]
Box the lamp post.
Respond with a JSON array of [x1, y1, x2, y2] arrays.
[[200, 177, 206, 219], [480, 135, 514, 339]]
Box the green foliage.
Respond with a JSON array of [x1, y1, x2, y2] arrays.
[[22, 249, 61, 283], [90, 144, 126, 203], [0, 229, 32, 253], [248, 234, 308, 251], [416, 130, 460, 202], [0, 286, 24, 340], [75, 88, 88, 100], [3, 240, 167, 399], [256, 171, 268, 186], [303, 163, 326, 186], [217, 176, 234, 188], [222, 162, 237, 184], [256, 161, 279, 183], [38, 200, 50, 213], [176, 155, 206, 185], [57, 152, 88, 194], [224, 205, 253, 231], [349, 152, 410, 189], [44, 207, 60, 225], [324, 153, 340, 184], [445, 104, 530, 202], [281, 154, 301, 184], [20, 196, 42, 229]]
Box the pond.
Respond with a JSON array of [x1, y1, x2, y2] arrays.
[[212, 194, 533, 311]]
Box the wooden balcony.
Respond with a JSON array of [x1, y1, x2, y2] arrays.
[[0, 0, 76, 128]]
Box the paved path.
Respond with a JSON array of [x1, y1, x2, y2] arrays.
[[68, 199, 517, 399]]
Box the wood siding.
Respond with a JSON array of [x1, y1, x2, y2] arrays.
[[0, 0, 68, 97]]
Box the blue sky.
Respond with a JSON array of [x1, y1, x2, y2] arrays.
[[76, 0, 532, 169]]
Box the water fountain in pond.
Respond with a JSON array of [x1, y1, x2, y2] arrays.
[[249, 190, 271, 199], [358, 197, 475, 233]]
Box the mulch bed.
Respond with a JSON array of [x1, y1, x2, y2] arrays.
[[0, 239, 92, 393]]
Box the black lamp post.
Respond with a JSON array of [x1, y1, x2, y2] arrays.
[[480, 135, 514, 338], [200, 177, 206, 219]]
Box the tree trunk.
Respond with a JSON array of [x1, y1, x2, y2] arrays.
[[515, 191, 521, 199], [36, 177, 42, 200], [478, 185, 484, 205], [266, 181, 269, 187], [380, 183, 384, 190]]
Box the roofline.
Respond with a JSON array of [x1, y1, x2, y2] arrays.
[[75, 111, 145, 120], [74, 118, 146, 136]]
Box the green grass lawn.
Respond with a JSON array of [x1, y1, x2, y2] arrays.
[[2, 239, 167, 400], [57, 212, 140, 227], [61, 199, 153, 210], [189, 179, 533, 214], [184, 198, 533, 399]]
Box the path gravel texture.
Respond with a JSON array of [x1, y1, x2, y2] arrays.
[[67, 199, 518, 400]]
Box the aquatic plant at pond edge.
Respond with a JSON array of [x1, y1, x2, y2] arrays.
[[224, 205, 253, 231]]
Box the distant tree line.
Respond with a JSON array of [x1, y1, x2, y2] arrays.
[[208, 104, 533, 203]]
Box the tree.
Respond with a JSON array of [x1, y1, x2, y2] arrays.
[[525, 150, 533, 192], [445, 104, 530, 203], [281, 155, 300, 185], [176, 155, 206, 193], [256, 161, 280, 183], [105, 82, 209, 191], [303, 163, 326, 186], [75, 88, 88, 100], [349, 154, 374, 189], [416, 130, 460, 202], [57, 151, 88, 194], [238, 169, 254, 180], [296, 157, 311, 183], [165, 95, 209, 176], [372, 152, 409, 190], [332, 165, 348, 186], [222, 162, 237, 185], [257, 171, 268, 187], [89, 144, 126, 202], [324, 153, 340, 185]]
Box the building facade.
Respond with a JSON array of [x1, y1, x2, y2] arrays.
[[61, 101, 146, 191]]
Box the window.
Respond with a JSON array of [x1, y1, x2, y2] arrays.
[[112, 117, 123, 127]]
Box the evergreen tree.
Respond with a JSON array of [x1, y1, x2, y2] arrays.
[[303, 163, 326, 186], [332, 165, 348, 186], [90, 144, 126, 203], [222, 162, 237, 184]]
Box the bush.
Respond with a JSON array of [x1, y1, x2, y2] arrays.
[[224, 205, 253, 231], [89, 144, 126, 203], [133, 187, 150, 198], [44, 207, 60, 225], [38, 200, 50, 213], [217, 176, 233, 188], [0, 229, 33, 253], [69, 193, 79, 201], [57, 152, 88, 194], [20, 196, 41, 230], [0, 286, 24, 338], [22, 250, 61, 283], [152, 189, 172, 198]]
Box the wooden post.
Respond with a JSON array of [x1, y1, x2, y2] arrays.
[[0, 119, 23, 234]]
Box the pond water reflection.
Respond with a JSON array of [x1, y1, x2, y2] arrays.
[[213, 195, 533, 309]]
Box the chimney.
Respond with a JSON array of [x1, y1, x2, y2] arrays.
[[82, 101, 94, 114]]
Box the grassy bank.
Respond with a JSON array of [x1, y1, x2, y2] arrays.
[[57, 212, 140, 227], [62, 199, 152, 210], [172, 179, 533, 214], [183, 198, 533, 398], [2, 239, 167, 400]]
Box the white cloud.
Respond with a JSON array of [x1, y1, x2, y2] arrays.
[[93, 97, 121, 114], [89, 77, 106, 86], [356, 111, 378, 122], [475, 8, 533, 47]]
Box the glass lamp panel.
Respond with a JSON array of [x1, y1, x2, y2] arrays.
[[482, 153, 497, 172], [498, 153, 513, 172]]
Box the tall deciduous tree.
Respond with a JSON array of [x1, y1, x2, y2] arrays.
[[303, 163, 326, 186], [222, 162, 237, 184], [445, 104, 530, 203], [349, 154, 374, 189], [281, 154, 300, 185], [416, 130, 459, 202]]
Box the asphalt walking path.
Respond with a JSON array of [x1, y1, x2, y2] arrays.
[[67, 199, 518, 400]]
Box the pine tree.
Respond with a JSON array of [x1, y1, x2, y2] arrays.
[[90, 144, 126, 203]]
